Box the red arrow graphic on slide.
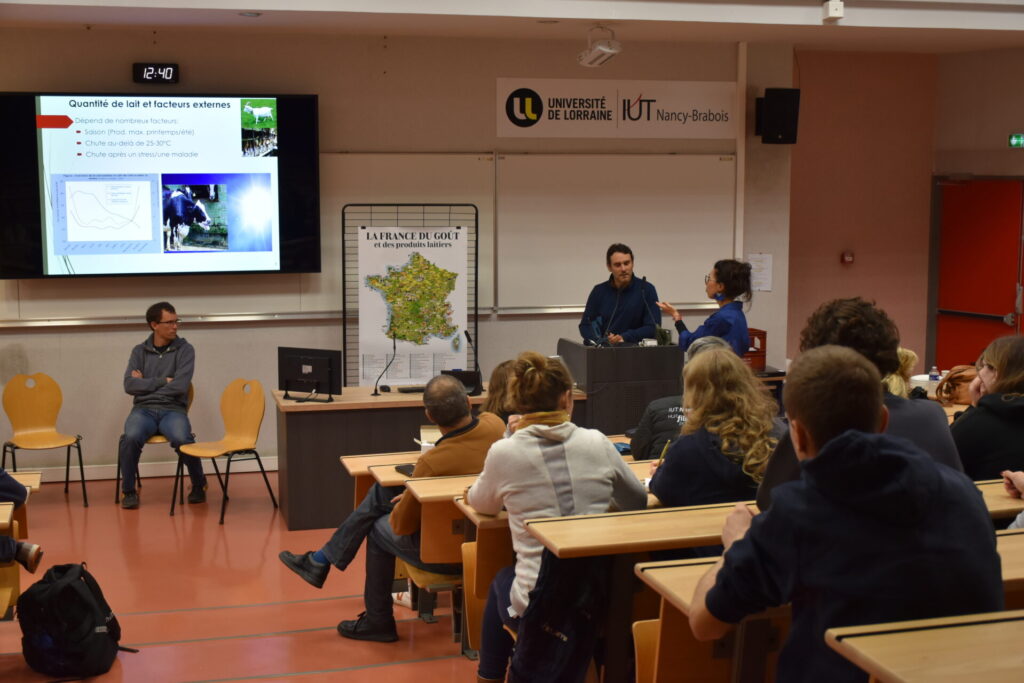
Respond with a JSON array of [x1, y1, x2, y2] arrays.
[[36, 114, 74, 128]]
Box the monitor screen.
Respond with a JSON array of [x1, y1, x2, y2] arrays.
[[277, 346, 342, 397], [0, 92, 320, 278]]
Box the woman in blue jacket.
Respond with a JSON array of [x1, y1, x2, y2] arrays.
[[657, 259, 752, 357]]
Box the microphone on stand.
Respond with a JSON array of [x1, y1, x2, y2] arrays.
[[372, 328, 397, 396], [464, 330, 483, 396]]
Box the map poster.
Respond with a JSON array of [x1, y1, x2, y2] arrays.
[[358, 226, 469, 387]]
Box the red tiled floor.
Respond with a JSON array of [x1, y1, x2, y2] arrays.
[[0, 473, 477, 682]]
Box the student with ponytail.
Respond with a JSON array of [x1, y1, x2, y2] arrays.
[[656, 259, 753, 357], [467, 351, 647, 682]]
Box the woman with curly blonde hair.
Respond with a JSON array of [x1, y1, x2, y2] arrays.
[[650, 346, 783, 507]]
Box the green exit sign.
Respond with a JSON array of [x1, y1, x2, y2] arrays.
[[1010, 134, 1024, 148]]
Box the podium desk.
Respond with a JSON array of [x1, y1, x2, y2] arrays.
[[558, 338, 682, 434], [275, 387, 586, 530]]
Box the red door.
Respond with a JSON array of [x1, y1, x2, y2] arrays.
[[935, 179, 1022, 370]]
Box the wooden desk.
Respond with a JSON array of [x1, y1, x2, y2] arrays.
[[275, 386, 585, 530], [6, 472, 37, 539], [8, 471, 41, 492], [526, 501, 753, 559], [635, 558, 788, 683], [826, 610, 1024, 683], [976, 479, 1024, 520], [0, 503, 12, 535], [632, 529, 1024, 683], [405, 475, 477, 564], [369, 464, 412, 488], [340, 451, 420, 507]]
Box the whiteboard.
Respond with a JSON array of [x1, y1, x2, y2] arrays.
[[495, 154, 736, 310]]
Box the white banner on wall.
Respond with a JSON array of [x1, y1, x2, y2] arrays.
[[358, 226, 469, 387], [497, 78, 736, 139]]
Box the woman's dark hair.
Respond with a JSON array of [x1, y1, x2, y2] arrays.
[[799, 298, 901, 377], [713, 259, 753, 302]]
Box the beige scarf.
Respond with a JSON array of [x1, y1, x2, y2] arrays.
[[513, 410, 570, 432]]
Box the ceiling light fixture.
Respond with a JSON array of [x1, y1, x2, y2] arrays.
[[577, 26, 621, 68]]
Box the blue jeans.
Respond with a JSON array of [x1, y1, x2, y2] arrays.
[[321, 482, 402, 570], [362, 513, 462, 624], [478, 564, 519, 680], [119, 407, 205, 493]]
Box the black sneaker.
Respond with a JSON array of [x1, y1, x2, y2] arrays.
[[121, 491, 139, 510], [337, 612, 398, 642], [187, 485, 207, 504], [278, 550, 329, 589]]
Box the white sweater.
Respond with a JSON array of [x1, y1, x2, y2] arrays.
[[467, 421, 647, 617]]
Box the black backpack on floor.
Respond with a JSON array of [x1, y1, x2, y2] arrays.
[[17, 563, 134, 678]]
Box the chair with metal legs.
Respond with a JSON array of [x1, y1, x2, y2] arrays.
[[1, 373, 87, 507], [172, 379, 277, 524]]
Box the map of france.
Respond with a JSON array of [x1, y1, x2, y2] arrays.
[[366, 252, 458, 344]]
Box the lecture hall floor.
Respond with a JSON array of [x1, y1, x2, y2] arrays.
[[0, 473, 476, 682]]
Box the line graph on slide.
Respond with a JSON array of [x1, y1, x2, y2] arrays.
[[65, 180, 152, 242]]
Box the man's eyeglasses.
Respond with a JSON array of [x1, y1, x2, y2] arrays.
[[156, 319, 182, 326], [704, 274, 716, 285]]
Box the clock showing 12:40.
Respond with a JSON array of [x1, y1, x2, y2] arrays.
[[132, 62, 180, 84]]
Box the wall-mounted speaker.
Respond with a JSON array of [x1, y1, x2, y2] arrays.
[[755, 88, 800, 145]]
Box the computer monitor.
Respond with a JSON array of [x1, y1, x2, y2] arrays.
[[277, 346, 342, 401]]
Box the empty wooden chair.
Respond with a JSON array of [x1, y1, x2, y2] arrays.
[[2, 373, 87, 507], [173, 379, 276, 523]]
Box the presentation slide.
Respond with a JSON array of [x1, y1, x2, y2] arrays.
[[36, 95, 282, 276]]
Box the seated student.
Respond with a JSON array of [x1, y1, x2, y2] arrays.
[[649, 346, 783, 507], [951, 335, 1024, 480], [757, 298, 962, 509], [0, 467, 39, 571], [466, 352, 647, 682], [480, 359, 516, 422], [278, 374, 504, 641], [689, 345, 1004, 683], [630, 336, 731, 460], [882, 346, 918, 398]]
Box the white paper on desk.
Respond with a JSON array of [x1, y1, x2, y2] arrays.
[[746, 252, 772, 292]]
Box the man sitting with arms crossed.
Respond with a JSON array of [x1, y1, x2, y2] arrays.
[[689, 345, 1003, 682], [279, 374, 505, 642]]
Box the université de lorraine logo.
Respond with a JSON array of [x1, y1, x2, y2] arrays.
[[505, 88, 543, 127]]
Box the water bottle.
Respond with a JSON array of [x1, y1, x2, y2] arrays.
[[928, 365, 940, 395]]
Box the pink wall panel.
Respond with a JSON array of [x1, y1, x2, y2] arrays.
[[788, 52, 938, 370]]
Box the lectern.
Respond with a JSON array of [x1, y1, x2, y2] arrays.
[[557, 338, 683, 434]]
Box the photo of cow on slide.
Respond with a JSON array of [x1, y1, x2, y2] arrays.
[[240, 98, 278, 158], [162, 184, 228, 252]]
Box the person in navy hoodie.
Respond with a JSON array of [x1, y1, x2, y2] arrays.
[[688, 345, 1003, 683], [578, 243, 660, 345], [656, 259, 751, 357]]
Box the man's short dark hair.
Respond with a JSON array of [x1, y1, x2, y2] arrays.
[[606, 243, 633, 265], [146, 301, 175, 326], [799, 298, 901, 377], [784, 345, 884, 450], [424, 375, 470, 428]]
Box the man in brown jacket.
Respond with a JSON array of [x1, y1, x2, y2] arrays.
[[279, 374, 505, 642]]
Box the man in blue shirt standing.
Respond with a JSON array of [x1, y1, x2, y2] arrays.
[[578, 243, 660, 345]]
